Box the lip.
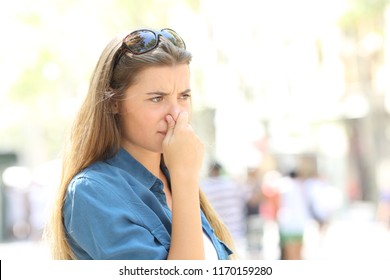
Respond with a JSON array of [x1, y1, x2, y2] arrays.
[[158, 131, 167, 136]]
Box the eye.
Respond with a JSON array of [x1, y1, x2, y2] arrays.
[[180, 93, 191, 100], [150, 96, 163, 103]]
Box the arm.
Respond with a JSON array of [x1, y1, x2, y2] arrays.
[[162, 111, 205, 259]]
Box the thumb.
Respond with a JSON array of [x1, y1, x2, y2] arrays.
[[176, 111, 189, 128]]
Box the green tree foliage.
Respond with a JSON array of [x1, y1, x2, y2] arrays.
[[339, 0, 389, 34]]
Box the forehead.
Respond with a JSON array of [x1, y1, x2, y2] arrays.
[[131, 64, 190, 89]]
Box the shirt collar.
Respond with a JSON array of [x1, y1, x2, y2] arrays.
[[105, 147, 164, 190]]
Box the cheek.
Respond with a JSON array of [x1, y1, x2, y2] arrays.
[[121, 109, 162, 132]]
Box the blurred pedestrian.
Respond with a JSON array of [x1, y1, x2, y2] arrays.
[[242, 166, 264, 258], [260, 170, 281, 222], [304, 176, 341, 234], [277, 170, 311, 260], [299, 156, 341, 235], [259, 169, 281, 259], [47, 28, 234, 260], [201, 162, 247, 258]]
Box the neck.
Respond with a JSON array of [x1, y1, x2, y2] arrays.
[[138, 153, 162, 178], [122, 145, 162, 178]]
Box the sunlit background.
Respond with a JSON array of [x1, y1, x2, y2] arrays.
[[1, 0, 390, 260]]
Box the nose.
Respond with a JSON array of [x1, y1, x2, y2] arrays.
[[167, 101, 182, 122]]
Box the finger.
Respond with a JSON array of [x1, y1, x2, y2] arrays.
[[166, 114, 176, 130], [175, 111, 189, 128], [164, 114, 176, 141]]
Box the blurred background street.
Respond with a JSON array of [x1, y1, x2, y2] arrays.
[[2, 0, 390, 261], [1, 201, 389, 260]]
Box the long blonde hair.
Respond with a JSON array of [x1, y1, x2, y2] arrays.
[[46, 31, 236, 259]]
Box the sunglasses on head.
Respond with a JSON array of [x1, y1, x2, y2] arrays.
[[118, 28, 186, 57]]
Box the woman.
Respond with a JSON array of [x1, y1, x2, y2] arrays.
[[47, 28, 235, 260]]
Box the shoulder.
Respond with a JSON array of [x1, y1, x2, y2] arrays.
[[65, 161, 143, 207], [71, 160, 142, 188], [63, 161, 149, 229]]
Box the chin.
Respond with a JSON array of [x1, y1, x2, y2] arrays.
[[149, 144, 164, 154]]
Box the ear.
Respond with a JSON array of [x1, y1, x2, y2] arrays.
[[111, 100, 119, 114], [105, 88, 119, 114]]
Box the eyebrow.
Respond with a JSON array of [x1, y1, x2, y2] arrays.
[[145, 89, 191, 96]]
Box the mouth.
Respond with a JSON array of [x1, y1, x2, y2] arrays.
[[158, 131, 167, 136]]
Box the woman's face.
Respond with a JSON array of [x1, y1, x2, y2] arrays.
[[118, 64, 191, 156]]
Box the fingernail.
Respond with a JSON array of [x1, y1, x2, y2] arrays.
[[166, 115, 173, 123]]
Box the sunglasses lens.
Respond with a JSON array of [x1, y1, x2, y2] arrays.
[[160, 29, 186, 49], [123, 30, 157, 54]]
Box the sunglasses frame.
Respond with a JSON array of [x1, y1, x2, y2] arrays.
[[114, 28, 186, 65]]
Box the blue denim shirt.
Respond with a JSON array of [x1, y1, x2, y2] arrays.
[[63, 148, 232, 260]]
